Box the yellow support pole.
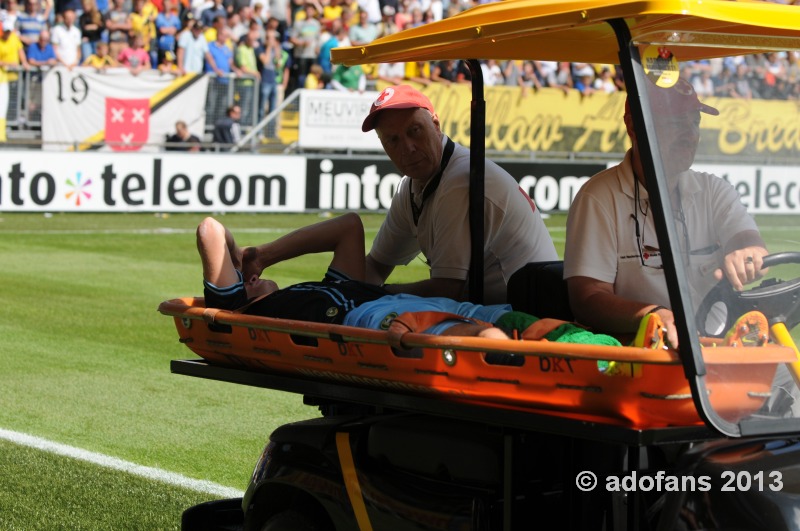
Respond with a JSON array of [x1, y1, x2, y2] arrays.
[[770, 322, 800, 388]]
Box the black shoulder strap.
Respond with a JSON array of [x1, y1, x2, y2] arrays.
[[410, 137, 456, 226]]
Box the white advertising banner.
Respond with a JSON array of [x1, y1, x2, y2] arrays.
[[298, 90, 383, 150], [41, 67, 208, 152], [0, 152, 307, 212]]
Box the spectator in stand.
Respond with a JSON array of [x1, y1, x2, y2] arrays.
[[212, 103, 241, 149], [129, 0, 158, 67], [55, 0, 82, 17], [230, 5, 251, 41], [502, 59, 523, 88], [257, 28, 285, 121], [321, 0, 343, 23], [714, 66, 735, 98], [0, 19, 27, 142], [692, 68, 714, 98], [758, 51, 787, 100], [377, 61, 404, 85], [430, 59, 458, 85], [81, 38, 117, 69], [3, 1, 21, 29], [235, 27, 259, 120], [206, 26, 239, 119], [357, 0, 380, 24], [268, 0, 290, 40], [731, 62, 753, 99], [394, 0, 412, 30], [26, 26, 57, 66], [377, 5, 398, 38], [158, 49, 179, 72], [165, 119, 201, 150], [204, 14, 227, 43], [407, 7, 423, 28], [520, 60, 541, 97], [481, 59, 503, 86], [177, 18, 209, 73], [189, 0, 211, 22], [16, 0, 48, 47], [613, 64, 626, 92], [206, 25, 238, 76], [593, 66, 618, 94], [250, 3, 266, 35], [404, 59, 430, 85], [201, 0, 227, 27], [429, 0, 442, 21], [304, 62, 324, 88], [573, 69, 596, 96], [348, 9, 376, 45], [104, 0, 131, 60], [546, 61, 573, 94], [156, 0, 182, 62], [79, 0, 104, 61], [330, 62, 364, 92], [224, 11, 241, 40], [51, 8, 82, 68], [118, 33, 151, 74], [288, 0, 320, 92], [315, 19, 336, 74]]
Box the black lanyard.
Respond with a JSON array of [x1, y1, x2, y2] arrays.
[[410, 138, 455, 226]]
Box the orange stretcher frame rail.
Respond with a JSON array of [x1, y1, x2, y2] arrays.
[[159, 297, 797, 430]]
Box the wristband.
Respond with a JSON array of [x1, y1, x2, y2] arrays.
[[647, 305, 667, 315]]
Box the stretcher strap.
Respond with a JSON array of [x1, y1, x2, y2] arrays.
[[387, 311, 491, 348], [521, 318, 576, 340], [336, 432, 373, 531]]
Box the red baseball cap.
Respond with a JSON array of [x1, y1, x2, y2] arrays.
[[362, 85, 435, 132], [628, 78, 719, 117]]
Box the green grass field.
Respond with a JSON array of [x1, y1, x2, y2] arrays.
[[0, 212, 566, 530], [1, 211, 796, 530]]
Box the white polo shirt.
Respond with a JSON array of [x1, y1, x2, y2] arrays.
[[369, 136, 558, 305], [51, 23, 82, 66], [564, 150, 759, 308]]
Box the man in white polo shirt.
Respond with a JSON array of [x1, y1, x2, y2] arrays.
[[362, 84, 558, 305], [564, 79, 767, 348]]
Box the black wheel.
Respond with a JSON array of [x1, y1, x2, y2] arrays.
[[261, 510, 328, 531], [695, 252, 800, 337]]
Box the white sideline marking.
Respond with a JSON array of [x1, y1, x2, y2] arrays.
[[0, 428, 245, 499]]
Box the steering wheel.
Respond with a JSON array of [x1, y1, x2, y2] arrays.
[[695, 252, 800, 338]]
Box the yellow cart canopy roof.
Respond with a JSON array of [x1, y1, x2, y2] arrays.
[[332, 0, 800, 66]]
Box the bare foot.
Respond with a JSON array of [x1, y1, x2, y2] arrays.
[[478, 327, 510, 340]]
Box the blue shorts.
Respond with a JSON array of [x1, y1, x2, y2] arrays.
[[344, 293, 512, 334]]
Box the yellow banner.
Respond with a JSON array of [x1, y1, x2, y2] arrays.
[[386, 83, 800, 158]]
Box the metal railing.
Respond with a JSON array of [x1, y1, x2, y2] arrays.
[[3, 66, 262, 134]]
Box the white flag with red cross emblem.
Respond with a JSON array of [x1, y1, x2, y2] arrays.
[[42, 67, 208, 151]]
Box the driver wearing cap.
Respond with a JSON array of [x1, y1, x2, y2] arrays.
[[564, 79, 767, 348], [362, 84, 558, 304]]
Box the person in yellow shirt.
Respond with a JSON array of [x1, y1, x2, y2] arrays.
[[0, 21, 28, 141], [404, 61, 431, 86], [158, 50, 180, 74], [304, 63, 325, 89], [81, 40, 119, 71], [128, 0, 158, 59]]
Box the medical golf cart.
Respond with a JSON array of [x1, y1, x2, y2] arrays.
[[160, 0, 800, 528]]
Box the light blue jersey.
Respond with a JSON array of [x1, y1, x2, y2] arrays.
[[344, 293, 512, 335]]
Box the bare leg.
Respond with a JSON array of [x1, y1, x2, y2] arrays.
[[197, 217, 241, 288]]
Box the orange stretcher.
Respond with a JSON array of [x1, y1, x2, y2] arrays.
[[159, 297, 797, 430]]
